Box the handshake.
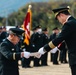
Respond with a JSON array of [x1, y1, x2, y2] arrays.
[[21, 47, 59, 59]]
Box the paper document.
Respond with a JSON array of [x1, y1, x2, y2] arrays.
[[30, 52, 38, 56]]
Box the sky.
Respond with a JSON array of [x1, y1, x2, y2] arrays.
[[0, 0, 49, 17]]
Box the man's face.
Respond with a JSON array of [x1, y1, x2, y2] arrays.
[[57, 13, 65, 24], [57, 14, 62, 24], [53, 29, 59, 34], [10, 34, 20, 45], [37, 28, 42, 33]]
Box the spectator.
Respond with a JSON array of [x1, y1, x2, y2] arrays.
[[49, 27, 60, 65], [41, 27, 49, 66]]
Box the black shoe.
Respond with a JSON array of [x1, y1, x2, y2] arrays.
[[34, 65, 40, 67], [41, 64, 49, 66], [53, 63, 59, 65], [34, 64, 41, 67], [53, 62, 59, 65], [60, 61, 63, 63], [63, 61, 68, 64], [24, 65, 32, 68]]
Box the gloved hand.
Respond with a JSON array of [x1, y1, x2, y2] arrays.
[[23, 48, 26, 52], [34, 47, 46, 58], [50, 47, 59, 53], [31, 47, 45, 58], [38, 47, 46, 55], [24, 51, 30, 58]]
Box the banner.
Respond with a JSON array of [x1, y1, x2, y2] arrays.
[[23, 5, 32, 45]]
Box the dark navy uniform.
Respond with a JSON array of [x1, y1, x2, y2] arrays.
[[0, 39, 21, 75], [45, 16, 76, 66], [30, 25, 43, 67], [32, 32, 43, 66], [41, 28, 49, 66], [42, 6, 76, 75], [41, 33, 49, 66], [49, 27, 59, 65], [0, 28, 24, 75], [49, 33, 56, 62], [1, 26, 8, 41], [21, 37, 32, 68], [0, 31, 8, 41], [59, 41, 68, 63]]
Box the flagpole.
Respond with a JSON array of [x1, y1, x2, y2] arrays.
[[28, 5, 32, 10], [28, 5, 32, 31]]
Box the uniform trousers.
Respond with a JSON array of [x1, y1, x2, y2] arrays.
[[70, 64, 76, 75]]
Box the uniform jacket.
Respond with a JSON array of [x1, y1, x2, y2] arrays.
[[0, 39, 21, 75], [42, 33, 49, 45], [49, 33, 56, 41], [30, 32, 43, 52], [49, 16, 76, 66]]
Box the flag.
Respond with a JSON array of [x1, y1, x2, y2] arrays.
[[23, 5, 32, 45]]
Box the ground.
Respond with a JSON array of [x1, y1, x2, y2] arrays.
[[19, 53, 71, 75]]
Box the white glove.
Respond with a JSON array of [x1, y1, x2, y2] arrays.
[[24, 52, 30, 58], [50, 47, 59, 53], [23, 48, 26, 52], [35, 47, 46, 58], [38, 47, 46, 55]]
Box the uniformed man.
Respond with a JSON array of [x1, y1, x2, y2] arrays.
[[1, 26, 8, 41], [59, 41, 68, 64], [30, 25, 43, 67], [49, 27, 60, 65], [0, 28, 31, 75], [21, 33, 32, 68], [36, 6, 76, 75], [41, 27, 49, 66]]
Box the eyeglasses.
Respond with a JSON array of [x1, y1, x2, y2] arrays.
[[13, 34, 19, 37], [16, 35, 21, 38], [15, 34, 23, 40]]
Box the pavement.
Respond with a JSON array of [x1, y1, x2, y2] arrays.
[[19, 53, 71, 75]]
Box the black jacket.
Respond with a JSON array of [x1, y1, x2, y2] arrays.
[[42, 33, 49, 45], [30, 32, 43, 52], [0, 39, 21, 75], [44, 16, 76, 66]]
